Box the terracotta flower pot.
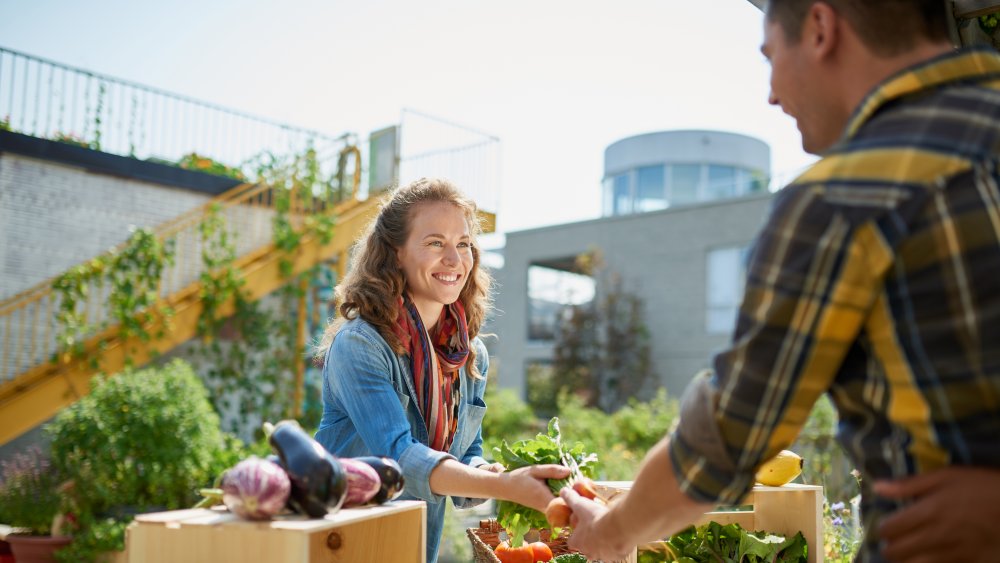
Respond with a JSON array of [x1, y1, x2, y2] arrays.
[[5, 534, 72, 563], [0, 537, 14, 563]]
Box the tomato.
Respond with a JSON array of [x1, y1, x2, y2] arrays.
[[572, 477, 598, 500], [544, 497, 572, 528], [494, 541, 534, 563], [528, 541, 553, 562]]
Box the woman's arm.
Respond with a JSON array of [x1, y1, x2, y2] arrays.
[[430, 458, 569, 513]]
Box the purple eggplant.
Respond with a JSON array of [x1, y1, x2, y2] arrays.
[[268, 420, 347, 518], [352, 456, 405, 504], [220, 457, 291, 520]]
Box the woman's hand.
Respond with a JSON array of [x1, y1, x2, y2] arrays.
[[497, 464, 570, 513]]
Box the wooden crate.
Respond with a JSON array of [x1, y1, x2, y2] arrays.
[[126, 500, 426, 563], [596, 482, 824, 563]]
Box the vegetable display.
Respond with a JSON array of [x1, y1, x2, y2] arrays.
[[268, 420, 348, 518], [492, 418, 598, 546], [219, 457, 291, 520], [351, 456, 406, 504], [637, 521, 808, 563], [339, 457, 383, 507]]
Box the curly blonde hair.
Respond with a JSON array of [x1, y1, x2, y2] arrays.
[[316, 177, 492, 377]]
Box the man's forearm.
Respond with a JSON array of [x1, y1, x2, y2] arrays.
[[601, 437, 714, 550]]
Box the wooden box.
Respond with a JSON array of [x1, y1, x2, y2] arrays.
[[597, 482, 824, 563], [126, 500, 426, 563]]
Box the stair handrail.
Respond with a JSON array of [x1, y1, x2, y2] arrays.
[[1, 153, 363, 383]]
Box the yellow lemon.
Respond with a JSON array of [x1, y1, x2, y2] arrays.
[[755, 450, 803, 486]]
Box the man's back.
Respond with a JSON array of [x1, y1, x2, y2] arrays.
[[772, 47, 1000, 557]]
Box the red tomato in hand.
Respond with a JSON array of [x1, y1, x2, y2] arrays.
[[529, 541, 553, 562], [494, 541, 534, 563], [572, 477, 599, 500], [545, 497, 572, 528]]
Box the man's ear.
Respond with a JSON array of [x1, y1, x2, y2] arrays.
[[803, 1, 840, 60]]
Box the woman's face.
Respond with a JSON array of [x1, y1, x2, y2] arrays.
[[396, 201, 474, 323]]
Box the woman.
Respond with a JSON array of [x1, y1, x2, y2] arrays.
[[314, 178, 567, 562]]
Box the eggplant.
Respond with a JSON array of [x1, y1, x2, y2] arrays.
[[220, 457, 290, 520], [265, 454, 297, 512], [339, 457, 382, 507], [352, 456, 405, 504], [268, 420, 348, 518]]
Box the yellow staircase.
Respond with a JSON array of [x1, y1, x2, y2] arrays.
[[0, 176, 382, 446]]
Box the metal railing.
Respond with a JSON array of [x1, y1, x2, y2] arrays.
[[0, 162, 361, 385], [0, 47, 502, 387], [398, 108, 501, 215], [0, 45, 349, 180]]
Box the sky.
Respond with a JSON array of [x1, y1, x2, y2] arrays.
[[0, 0, 817, 250]]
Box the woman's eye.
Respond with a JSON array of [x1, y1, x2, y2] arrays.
[[429, 241, 444, 247]]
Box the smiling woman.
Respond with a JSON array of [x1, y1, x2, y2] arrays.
[[312, 178, 569, 563]]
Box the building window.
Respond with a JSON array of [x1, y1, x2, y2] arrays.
[[670, 164, 701, 206], [603, 164, 767, 217], [706, 245, 749, 334], [636, 165, 667, 212], [527, 263, 595, 341], [707, 165, 737, 200], [612, 173, 631, 215]]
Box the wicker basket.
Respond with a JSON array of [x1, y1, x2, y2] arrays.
[[466, 519, 578, 563]]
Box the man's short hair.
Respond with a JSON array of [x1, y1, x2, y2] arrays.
[[765, 0, 950, 55]]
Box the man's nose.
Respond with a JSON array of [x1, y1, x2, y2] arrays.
[[768, 91, 779, 106]]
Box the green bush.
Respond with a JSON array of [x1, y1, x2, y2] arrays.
[[481, 383, 540, 459], [46, 359, 242, 561]]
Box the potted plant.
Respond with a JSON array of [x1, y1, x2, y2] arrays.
[[44, 359, 244, 562], [0, 447, 72, 563]]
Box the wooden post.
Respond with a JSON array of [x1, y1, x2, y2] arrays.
[[293, 276, 307, 419]]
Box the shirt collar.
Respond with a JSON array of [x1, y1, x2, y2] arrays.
[[843, 47, 1000, 141]]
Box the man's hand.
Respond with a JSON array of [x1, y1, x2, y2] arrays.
[[560, 486, 632, 561], [874, 466, 1000, 563]]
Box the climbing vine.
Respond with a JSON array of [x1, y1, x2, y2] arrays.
[[52, 227, 175, 367], [50, 142, 347, 439]]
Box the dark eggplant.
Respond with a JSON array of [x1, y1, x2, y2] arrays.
[[265, 454, 296, 511], [268, 420, 348, 518], [352, 456, 405, 504]]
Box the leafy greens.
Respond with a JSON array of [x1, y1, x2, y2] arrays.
[[638, 521, 808, 563], [492, 417, 599, 546]]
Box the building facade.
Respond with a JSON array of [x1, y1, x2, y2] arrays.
[[495, 130, 774, 400]]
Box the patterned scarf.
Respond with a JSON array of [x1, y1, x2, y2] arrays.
[[394, 295, 470, 452]]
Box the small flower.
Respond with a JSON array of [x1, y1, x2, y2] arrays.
[[832, 516, 844, 527], [830, 501, 845, 511]]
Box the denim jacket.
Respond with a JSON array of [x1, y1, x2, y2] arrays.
[[314, 317, 490, 563]]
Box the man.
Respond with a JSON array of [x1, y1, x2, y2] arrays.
[[560, 1, 1000, 562]]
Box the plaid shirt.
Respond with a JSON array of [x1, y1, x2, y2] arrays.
[[670, 47, 1000, 557]]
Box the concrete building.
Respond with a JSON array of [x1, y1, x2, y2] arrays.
[[495, 130, 775, 400]]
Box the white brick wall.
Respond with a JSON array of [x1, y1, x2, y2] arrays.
[[0, 152, 211, 300]]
